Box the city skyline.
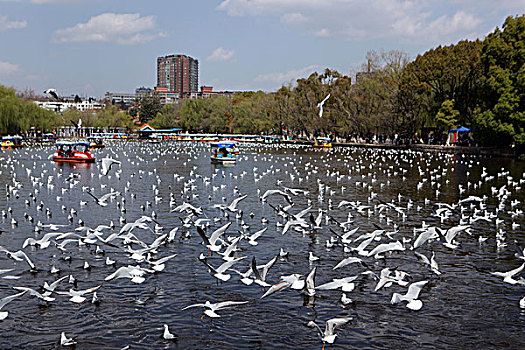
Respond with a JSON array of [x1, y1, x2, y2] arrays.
[[0, 0, 522, 98]]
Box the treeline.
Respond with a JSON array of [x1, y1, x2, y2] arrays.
[[161, 15, 522, 150], [0, 86, 137, 134], [0, 15, 521, 151], [0, 86, 57, 135]]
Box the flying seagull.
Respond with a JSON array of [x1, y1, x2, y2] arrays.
[[100, 158, 121, 176], [44, 88, 59, 100], [317, 93, 330, 118]]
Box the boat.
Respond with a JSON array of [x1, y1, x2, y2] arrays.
[[39, 133, 56, 143], [53, 141, 95, 163], [87, 136, 105, 148], [313, 137, 332, 148], [1, 136, 24, 148], [210, 141, 238, 164]]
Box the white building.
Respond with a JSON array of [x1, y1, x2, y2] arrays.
[[34, 100, 105, 113]]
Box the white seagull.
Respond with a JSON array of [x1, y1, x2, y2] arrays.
[[317, 94, 331, 118], [0, 290, 27, 320], [182, 300, 249, 319], [307, 317, 351, 349], [100, 157, 121, 176], [391, 280, 428, 310]]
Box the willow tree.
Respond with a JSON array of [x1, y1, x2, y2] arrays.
[[0, 85, 56, 134]]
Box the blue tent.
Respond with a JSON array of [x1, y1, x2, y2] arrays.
[[456, 126, 470, 132]]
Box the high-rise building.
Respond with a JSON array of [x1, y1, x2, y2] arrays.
[[156, 54, 199, 94]]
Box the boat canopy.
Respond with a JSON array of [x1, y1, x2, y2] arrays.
[[211, 141, 238, 148], [450, 126, 471, 132], [317, 137, 331, 141], [2, 136, 23, 140], [55, 141, 91, 147]]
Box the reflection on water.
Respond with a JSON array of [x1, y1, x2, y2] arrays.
[[0, 143, 524, 349]]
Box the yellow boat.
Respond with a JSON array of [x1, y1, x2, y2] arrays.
[[313, 137, 332, 148], [1, 136, 24, 148]]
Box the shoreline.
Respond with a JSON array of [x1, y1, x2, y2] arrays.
[[280, 139, 518, 158]]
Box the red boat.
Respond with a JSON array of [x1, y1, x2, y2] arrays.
[[53, 141, 95, 163]]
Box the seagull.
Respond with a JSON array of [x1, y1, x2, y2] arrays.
[[51, 285, 101, 303], [261, 273, 304, 298], [316, 276, 358, 292], [317, 93, 331, 118], [12, 286, 55, 302], [307, 317, 351, 349], [374, 268, 409, 292], [414, 251, 441, 275], [247, 227, 267, 246], [196, 222, 231, 252], [163, 324, 176, 340], [182, 300, 249, 318], [23, 232, 63, 249], [491, 263, 525, 285], [391, 280, 429, 310], [438, 225, 470, 249], [261, 189, 293, 205], [304, 267, 317, 296], [213, 194, 247, 212], [86, 190, 120, 207], [145, 254, 177, 272], [171, 202, 203, 216], [412, 227, 440, 249], [250, 255, 278, 287], [0, 246, 35, 270], [333, 256, 363, 270], [44, 88, 59, 100], [100, 157, 121, 176], [0, 290, 27, 320], [60, 332, 76, 346], [367, 241, 405, 258], [199, 255, 245, 281], [105, 266, 154, 284]]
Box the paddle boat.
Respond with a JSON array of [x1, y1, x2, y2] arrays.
[[87, 136, 105, 148], [53, 141, 95, 163], [210, 141, 238, 164], [39, 133, 56, 143], [1, 136, 24, 148], [313, 137, 332, 148]]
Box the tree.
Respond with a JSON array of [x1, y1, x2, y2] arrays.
[[0, 85, 57, 134], [473, 15, 525, 150], [149, 104, 179, 129], [435, 99, 459, 131], [136, 92, 162, 123], [400, 40, 482, 129]]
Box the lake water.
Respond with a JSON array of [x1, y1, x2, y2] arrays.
[[0, 142, 524, 349]]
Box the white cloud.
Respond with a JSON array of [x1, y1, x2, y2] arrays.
[[0, 15, 27, 31], [52, 13, 167, 45], [218, 0, 503, 46], [207, 47, 235, 62], [254, 64, 321, 84], [0, 61, 21, 76], [280, 12, 307, 24]]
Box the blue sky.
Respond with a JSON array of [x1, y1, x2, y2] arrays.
[[0, 0, 523, 98]]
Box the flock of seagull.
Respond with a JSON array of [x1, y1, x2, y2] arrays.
[[0, 141, 524, 348]]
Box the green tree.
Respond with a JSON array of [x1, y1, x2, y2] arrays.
[[435, 99, 459, 130], [400, 40, 482, 129], [473, 15, 525, 150], [0, 85, 57, 134], [136, 92, 162, 123], [149, 104, 179, 129]]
